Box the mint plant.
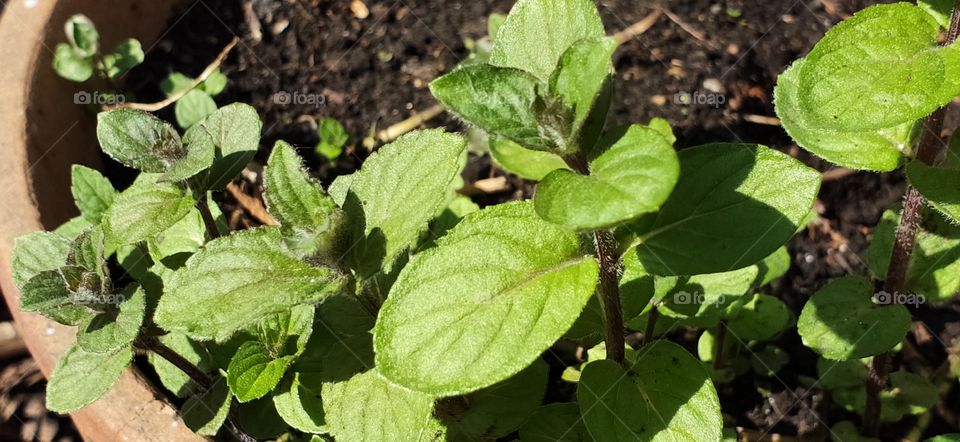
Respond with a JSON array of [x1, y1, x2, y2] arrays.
[[314, 117, 349, 160], [53, 14, 144, 83], [161, 69, 229, 129], [775, 1, 960, 437]]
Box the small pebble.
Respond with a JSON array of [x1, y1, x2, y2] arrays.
[[351, 0, 370, 19], [702, 78, 725, 94]]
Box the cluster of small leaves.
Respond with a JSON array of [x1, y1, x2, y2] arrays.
[[53, 14, 144, 83], [160, 69, 229, 129], [315, 117, 349, 161]]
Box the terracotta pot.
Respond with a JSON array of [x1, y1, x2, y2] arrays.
[[0, 1, 203, 440]]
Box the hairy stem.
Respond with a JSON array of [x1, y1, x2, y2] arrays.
[[595, 229, 626, 364], [136, 337, 256, 442], [197, 195, 223, 240], [864, 4, 960, 434]]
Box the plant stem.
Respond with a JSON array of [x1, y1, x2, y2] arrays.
[[864, 4, 960, 434], [136, 337, 256, 442], [642, 306, 659, 347], [713, 322, 727, 370], [197, 195, 223, 240], [595, 229, 626, 364]]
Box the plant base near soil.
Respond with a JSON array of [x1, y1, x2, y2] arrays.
[[121, 0, 959, 438]]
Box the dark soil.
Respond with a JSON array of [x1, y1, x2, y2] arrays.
[[120, 0, 960, 440]]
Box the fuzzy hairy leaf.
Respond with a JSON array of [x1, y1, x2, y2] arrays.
[[775, 58, 912, 171], [155, 227, 344, 341], [430, 65, 549, 150], [489, 0, 604, 81], [375, 201, 598, 395], [726, 293, 793, 341], [908, 156, 960, 223], [103, 38, 144, 79], [755, 246, 790, 287], [71, 165, 117, 223], [46, 344, 132, 413], [798, 276, 910, 360], [11, 231, 71, 289], [264, 141, 340, 233], [104, 180, 196, 245], [228, 341, 296, 402], [549, 36, 616, 147], [868, 210, 960, 302], [19, 270, 94, 326], [535, 124, 679, 230], [52, 43, 93, 82], [488, 137, 569, 180], [577, 341, 722, 442], [76, 285, 145, 353], [182, 381, 231, 436], [96, 109, 183, 173], [188, 103, 263, 190], [342, 129, 467, 276], [797, 3, 960, 131], [657, 266, 759, 327], [322, 368, 440, 442], [630, 143, 820, 276]]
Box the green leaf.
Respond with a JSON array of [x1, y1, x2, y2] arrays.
[[155, 227, 345, 341], [816, 357, 868, 389], [797, 3, 960, 131], [534, 124, 679, 230], [489, 0, 604, 81], [375, 201, 599, 395], [658, 266, 759, 327], [629, 143, 820, 276], [148, 333, 215, 397], [798, 276, 910, 360], [264, 141, 341, 235], [257, 304, 314, 357], [831, 421, 879, 442], [431, 64, 549, 150], [175, 89, 218, 129], [749, 345, 789, 377], [54, 216, 94, 240], [11, 231, 71, 289], [103, 38, 144, 79], [77, 285, 146, 353], [322, 368, 439, 442], [96, 109, 184, 173], [342, 129, 467, 276], [318, 117, 348, 150], [228, 341, 296, 402], [520, 403, 591, 442], [927, 435, 960, 442], [273, 372, 328, 433], [46, 344, 132, 413], [755, 246, 789, 287], [237, 397, 288, 439], [774, 58, 911, 171], [489, 137, 569, 180], [442, 359, 548, 440], [549, 37, 617, 147], [577, 341, 722, 442], [146, 208, 207, 264], [161, 72, 194, 96], [19, 270, 94, 326], [71, 165, 116, 223], [182, 381, 231, 436], [65, 14, 99, 56], [908, 159, 960, 224], [53, 43, 93, 82], [104, 180, 196, 245], [52, 43, 93, 82], [189, 103, 263, 190], [726, 293, 793, 341], [868, 210, 960, 302], [202, 69, 228, 96]]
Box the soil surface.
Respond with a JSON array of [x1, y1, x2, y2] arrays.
[[118, 0, 960, 440]]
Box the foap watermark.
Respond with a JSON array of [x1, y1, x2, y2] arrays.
[[872, 290, 925, 307], [74, 90, 126, 105], [672, 291, 726, 306], [72, 291, 126, 306], [674, 90, 726, 108], [273, 91, 326, 108]]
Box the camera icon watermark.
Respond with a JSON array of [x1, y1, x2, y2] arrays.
[[872, 290, 925, 307], [672, 291, 726, 306], [72, 291, 126, 306], [273, 91, 326, 108], [674, 90, 725, 108], [74, 90, 126, 105]]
